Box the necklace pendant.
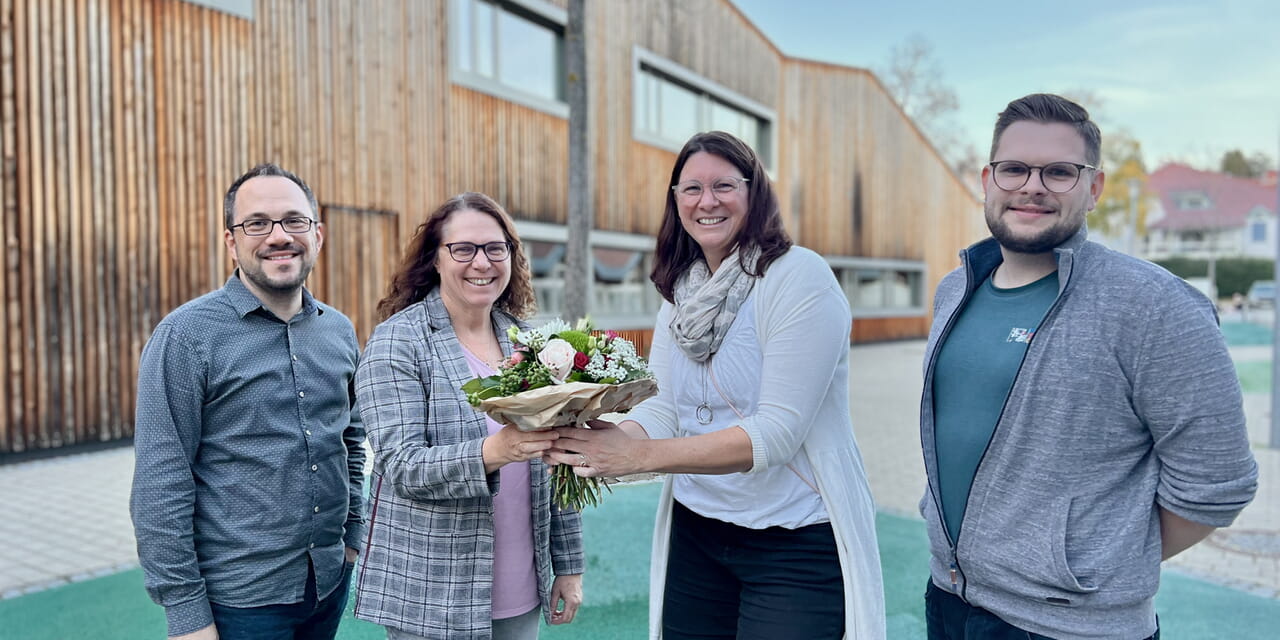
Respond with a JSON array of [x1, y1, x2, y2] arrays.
[[695, 403, 714, 425]]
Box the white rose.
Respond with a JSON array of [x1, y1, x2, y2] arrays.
[[538, 338, 577, 383]]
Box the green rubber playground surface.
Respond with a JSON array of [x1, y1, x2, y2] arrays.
[[1, 482, 1277, 639]]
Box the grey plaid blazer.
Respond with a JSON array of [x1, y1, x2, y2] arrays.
[[352, 288, 584, 639]]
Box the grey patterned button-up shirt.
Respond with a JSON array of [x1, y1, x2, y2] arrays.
[[130, 273, 366, 636]]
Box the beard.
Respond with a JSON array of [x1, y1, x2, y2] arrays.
[[239, 244, 315, 294], [984, 196, 1085, 254]]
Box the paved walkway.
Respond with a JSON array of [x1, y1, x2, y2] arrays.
[[1, 341, 1277, 600]]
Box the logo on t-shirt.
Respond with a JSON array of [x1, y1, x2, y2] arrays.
[[1006, 327, 1035, 344]]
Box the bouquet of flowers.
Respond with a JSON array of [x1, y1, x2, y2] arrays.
[[462, 318, 657, 510]]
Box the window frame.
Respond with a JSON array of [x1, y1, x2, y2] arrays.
[[514, 221, 661, 330], [825, 256, 928, 318], [632, 47, 777, 169], [449, 0, 569, 119]]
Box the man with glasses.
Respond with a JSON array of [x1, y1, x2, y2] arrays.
[[131, 163, 365, 640], [918, 94, 1257, 639]]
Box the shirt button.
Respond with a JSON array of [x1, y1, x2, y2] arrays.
[[311, 465, 318, 472], [298, 391, 305, 398], [309, 543, 315, 549], [314, 506, 320, 513], [305, 429, 312, 436], [292, 355, 298, 361]]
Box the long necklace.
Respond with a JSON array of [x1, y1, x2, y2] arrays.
[[695, 360, 714, 425], [458, 333, 503, 370]]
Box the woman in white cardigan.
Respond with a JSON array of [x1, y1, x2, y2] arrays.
[[549, 131, 885, 639]]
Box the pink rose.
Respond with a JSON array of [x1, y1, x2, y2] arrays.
[[537, 338, 576, 383]]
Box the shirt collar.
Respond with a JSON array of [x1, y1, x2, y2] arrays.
[[223, 271, 320, 320]]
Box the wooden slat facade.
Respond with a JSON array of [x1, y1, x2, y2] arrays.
[[1, 0, 250, 453], [1, 0, 984, 454]]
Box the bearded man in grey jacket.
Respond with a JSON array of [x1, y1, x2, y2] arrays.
[[919, 93, 1258, 640]]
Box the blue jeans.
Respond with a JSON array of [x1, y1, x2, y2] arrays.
[[662, 501, 845, 640], [925, 580, 1159, 640], [210, 560, 355, 640]]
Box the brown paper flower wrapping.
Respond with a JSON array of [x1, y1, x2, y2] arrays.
[[475, 379, 658, 431]]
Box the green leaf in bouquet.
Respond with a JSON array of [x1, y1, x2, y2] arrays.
[[555, 329, 592, 354], [462, 375, 505, 406]]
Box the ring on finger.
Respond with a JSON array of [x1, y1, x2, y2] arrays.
[[578, 453, 588, 467]]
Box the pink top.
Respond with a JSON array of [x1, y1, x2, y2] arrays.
[[461, 347, 540, 619]]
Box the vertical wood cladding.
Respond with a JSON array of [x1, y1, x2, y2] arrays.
[[1, 0, 982, 453]]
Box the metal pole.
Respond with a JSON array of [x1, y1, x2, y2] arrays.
[[1126, 178, 1139, 255], [1270, 125, 1280, 448]]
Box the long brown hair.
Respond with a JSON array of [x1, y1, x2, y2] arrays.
[[650, 131, 792, 303], [377, 192, 536, 320]]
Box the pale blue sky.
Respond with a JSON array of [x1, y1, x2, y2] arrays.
[[731, 0, 1279, 171]]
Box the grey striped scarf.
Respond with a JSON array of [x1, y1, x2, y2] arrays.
[[669, 246, 760, 362]]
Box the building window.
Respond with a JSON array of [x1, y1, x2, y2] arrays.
[[633, 48, 774, 167], [1251, 221, 1267, 243], [826, 257, 926, 317], [516, 222, 661, 329], [1172, 191, 1211, 210], [451, 0, 567, 117]]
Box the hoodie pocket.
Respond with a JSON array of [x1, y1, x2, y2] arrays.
[[1050, 494, 1100, 594]]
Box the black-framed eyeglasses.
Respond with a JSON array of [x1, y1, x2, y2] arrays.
[[989, 161, 1097, 194], [671, 176, 750, 202], [228, 216, 316, 236], [444, 241, 512, 263]]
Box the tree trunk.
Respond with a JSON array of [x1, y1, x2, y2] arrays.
[[562, 0, 590, 322]]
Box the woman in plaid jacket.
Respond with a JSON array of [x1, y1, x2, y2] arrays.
[[352, 192, 585, 640]]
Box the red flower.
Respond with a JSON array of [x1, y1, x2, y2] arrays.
[[573, 351, 590, 369]]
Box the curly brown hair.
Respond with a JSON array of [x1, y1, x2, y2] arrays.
[[651, 131, 792, 303], [377, 192, 536, 320]]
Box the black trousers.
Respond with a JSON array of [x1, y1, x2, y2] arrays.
[[925, 580, 1159, 640], [662, 501, 845, 640]]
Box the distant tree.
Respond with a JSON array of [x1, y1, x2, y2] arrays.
[[1062, 90, 1150, 241], [1221, 149, 1257, 178], [877, 35, 980, 177], [1092, 135, 1150, 239], [1219, 149, 1272, 179]]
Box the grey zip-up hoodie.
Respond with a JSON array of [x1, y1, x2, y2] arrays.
[[919, 228, 1258, 639]]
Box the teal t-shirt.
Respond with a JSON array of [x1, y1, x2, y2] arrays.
[[932, 270, 1058, 540]]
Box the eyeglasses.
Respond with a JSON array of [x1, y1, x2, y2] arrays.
[[444, 241, 512, 263], [228, 216, 316, 236], [671, 176, 749, 202], [989, 161, 1097, 194]]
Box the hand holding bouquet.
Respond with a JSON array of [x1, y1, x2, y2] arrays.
[[462, 318, 656, 509]]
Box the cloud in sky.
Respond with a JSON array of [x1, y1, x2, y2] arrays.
[[731, 0, 1279, 170]]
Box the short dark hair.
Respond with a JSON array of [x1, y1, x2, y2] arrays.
[[650, 131, 792, 303], [376, 192, 536, 320], [223, 163, 319, 229], [990, 94, 1102, 167]]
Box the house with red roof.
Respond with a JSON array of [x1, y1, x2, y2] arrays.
[[1143, 164, 1277, 259]]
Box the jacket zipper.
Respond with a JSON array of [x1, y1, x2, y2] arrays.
[[920, 255, 975, 596], [924, 249, 1075, 601]]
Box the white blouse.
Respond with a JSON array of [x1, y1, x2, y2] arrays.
[[667, 294, 828, 529]]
